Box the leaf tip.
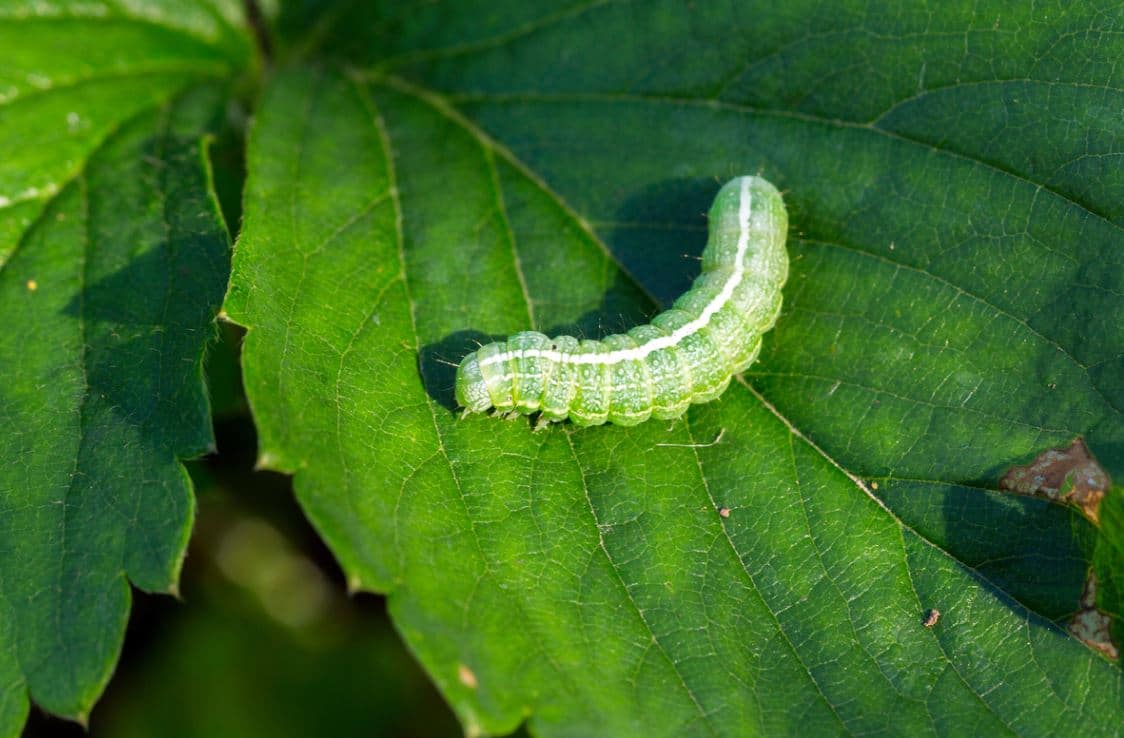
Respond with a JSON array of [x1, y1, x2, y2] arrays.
[[255, 451, 279, 471], [345, 574, 364, 595]]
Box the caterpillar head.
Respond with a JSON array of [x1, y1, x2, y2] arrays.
[[455, 352, 493, 413]]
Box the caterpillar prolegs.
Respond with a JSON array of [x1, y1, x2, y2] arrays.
[[455, 175, 789, 427]]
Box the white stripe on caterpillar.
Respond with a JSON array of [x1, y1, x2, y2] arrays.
[[478, 178, 756, 368], [456, 175, 789, 427]]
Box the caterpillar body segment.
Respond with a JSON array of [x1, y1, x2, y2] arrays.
[[455, 175, 789, 427]]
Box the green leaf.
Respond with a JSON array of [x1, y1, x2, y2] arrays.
[[228, 3, 1123, 736], [0, 1, 251, 730]]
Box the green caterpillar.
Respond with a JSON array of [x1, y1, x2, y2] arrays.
[[455, 175, 789, 427]]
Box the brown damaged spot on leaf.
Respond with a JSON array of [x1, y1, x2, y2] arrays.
[[999, 438, 1109, 523], [1069, 572, 1119, 661]]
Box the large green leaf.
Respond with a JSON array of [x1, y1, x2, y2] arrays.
[[227, 2, 1123, 735], [0, 1, 250, 731]]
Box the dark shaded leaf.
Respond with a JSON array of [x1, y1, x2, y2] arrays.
[[0, 1, 250, 729]]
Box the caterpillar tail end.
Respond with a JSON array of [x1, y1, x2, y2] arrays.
[[455, 352, 494, 414]]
